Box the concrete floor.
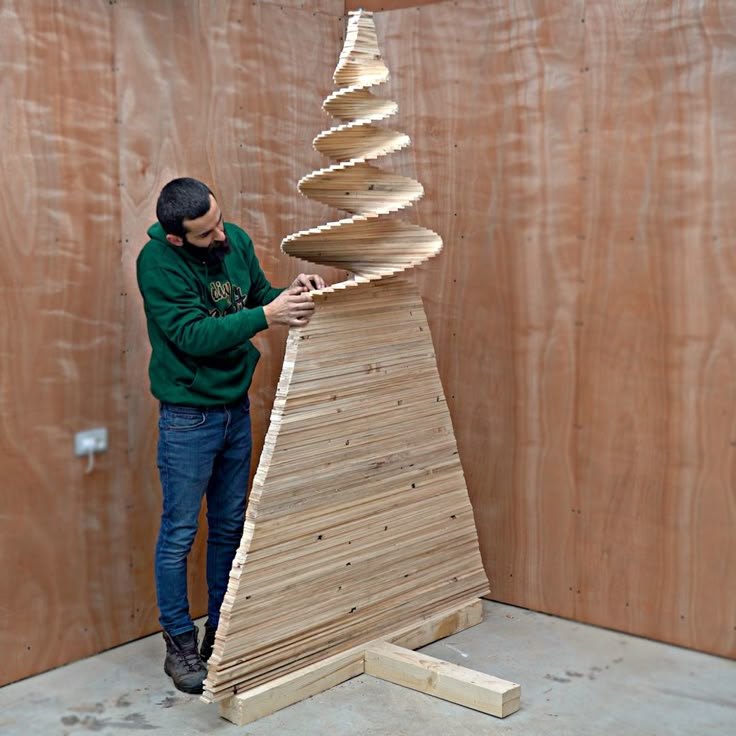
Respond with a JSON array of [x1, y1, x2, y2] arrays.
[[2, 601, 734, 736]]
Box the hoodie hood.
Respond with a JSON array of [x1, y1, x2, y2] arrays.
[[146, 221, 169, 243], [147, 222, 206, 264], [146, 222, 229, 269]]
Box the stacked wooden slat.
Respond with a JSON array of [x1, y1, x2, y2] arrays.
[[332, 10, 389, 89], [299, 162, 423, 215], [323, 89, 397, 123], [283, 218, 442, 280], [313, 124, 409, 163], [282, 9, 442, 281], [202, 278, 489, 702], [202, 8, 489, 705]]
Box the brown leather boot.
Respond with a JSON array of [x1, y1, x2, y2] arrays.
[[162, 627, 207, 694]]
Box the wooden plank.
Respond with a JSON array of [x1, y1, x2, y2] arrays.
[[364, 642, 521, 719], [218, 599, 485, 724], [387, 599, 483, 651], [218, 647, 365, 726], [204, 278, 489, 700]]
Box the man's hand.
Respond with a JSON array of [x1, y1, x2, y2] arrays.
[[263, 287, 316, 327], [290, 273, 326, 293]]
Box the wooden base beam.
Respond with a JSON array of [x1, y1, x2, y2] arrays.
[[365, 641, 520, 718], [218, 600, 520, 726], [218, 647, 365, 726]]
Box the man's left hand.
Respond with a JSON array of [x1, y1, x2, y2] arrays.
[[290, 273, 326, 292]]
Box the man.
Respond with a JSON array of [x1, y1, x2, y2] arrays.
[[136, 177, 325, 694]]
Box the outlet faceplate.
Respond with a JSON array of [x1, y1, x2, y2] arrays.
[[75, 428, 108, 456]]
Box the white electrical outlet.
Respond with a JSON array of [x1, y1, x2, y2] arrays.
[[75, 428, 108, 456]]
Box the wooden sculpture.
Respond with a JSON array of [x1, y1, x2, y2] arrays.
[[203, 10, 520, 723]]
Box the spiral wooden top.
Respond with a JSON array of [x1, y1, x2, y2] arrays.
[[281, 10, 443, 284]]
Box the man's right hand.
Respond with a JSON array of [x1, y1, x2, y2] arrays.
[[263, 288, 316, 327]]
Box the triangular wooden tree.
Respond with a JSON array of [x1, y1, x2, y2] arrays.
[[204, 10, 517, 723]]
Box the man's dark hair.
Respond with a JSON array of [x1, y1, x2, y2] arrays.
[[156, 177, 214, 237]]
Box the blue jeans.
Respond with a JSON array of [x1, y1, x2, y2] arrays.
[[155, 398, 252, 636]]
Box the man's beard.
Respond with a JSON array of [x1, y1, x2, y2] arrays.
[[182, 235, 232, 264]]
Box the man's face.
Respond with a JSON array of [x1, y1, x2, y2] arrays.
[[181, 194, 228, 250]]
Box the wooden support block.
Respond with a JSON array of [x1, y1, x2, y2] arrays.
[[387, 599, 484, 651], [364, 641, 521, 718], [218, 648, 365, 726], [218, 599, 485, 725]]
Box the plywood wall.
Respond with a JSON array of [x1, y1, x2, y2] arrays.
[[1, 0, 344, 686], [0, 0, 131, 685], [1, 0, 734, 686], [116, 0, 345, 652], [372, 0, 736, 658]]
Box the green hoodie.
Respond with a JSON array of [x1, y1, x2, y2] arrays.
[[136, 222, 284, 406]]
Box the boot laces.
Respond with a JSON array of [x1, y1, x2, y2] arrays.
[[177, 646, 203, 672], [169, 633, 204, 672]]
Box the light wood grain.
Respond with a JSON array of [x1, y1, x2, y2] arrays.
[[284, 10, 442, 281], [376, 0, 736, 657], [3, 0, 735, 689], [365, 641, 520, 718], [372, 0, 585, 628], [574, 0, 736, 651], [117, 0, 346, 650], [218, 647, 365, 726], [217, 599, 484, 725], [0, 0, 346, 686], [0, 0, 129, 685], [204, 278, 489, 701], [204, 11, 488, 702]]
